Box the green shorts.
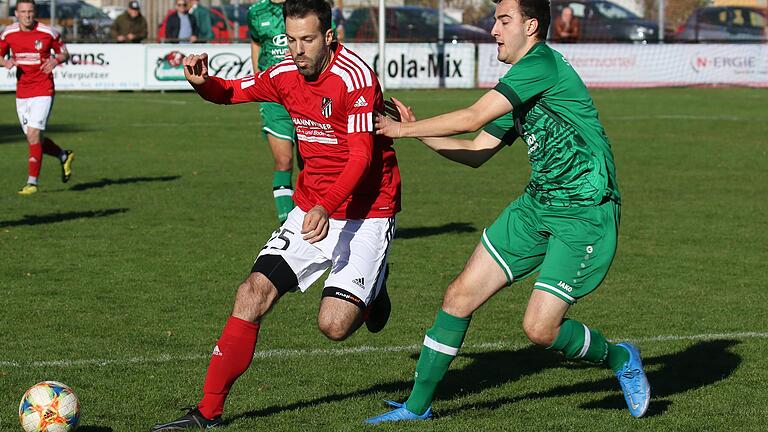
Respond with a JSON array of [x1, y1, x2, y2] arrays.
[[259, 102, 295, 142], [481, 193, 620, 304]]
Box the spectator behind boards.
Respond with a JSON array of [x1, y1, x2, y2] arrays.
[[111, 1, 148, 43], [165, 0, 198, 43], [190, 0, 214, 42], [552, 6, 580, 43]]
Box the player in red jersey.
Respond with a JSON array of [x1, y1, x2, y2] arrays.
[[0, 0, 74, 196], [150, 1, 400, 430]]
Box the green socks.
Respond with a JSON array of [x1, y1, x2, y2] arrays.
[[405, 310, 471, 415], [549, 318, 629, 373], [272, 170, 295, 223]]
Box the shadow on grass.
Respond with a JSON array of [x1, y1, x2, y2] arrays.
[[77, 427, 113, 432], [70, 176, 181, 192], [224, 339, 739, 424], [396, 222, 476, 240], [0, 208, 129, 228], [224, 379, 412, 426], [0, 124, 92, 145], [440, 339, 741, 417]]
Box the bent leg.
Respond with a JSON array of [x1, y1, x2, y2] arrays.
[[405, 243, 508, 415], [526, 289, 629, 372], [317, 295, 364, 341], [522, 289, 570, 347], [198, 272, 281, 419], [441, 242, 511, 317]]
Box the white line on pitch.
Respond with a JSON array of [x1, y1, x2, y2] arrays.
[[61, 94, 189, 105], [0, 331, 765, 369]]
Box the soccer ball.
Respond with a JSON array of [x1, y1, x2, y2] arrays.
[[18, 381, 80, 432]]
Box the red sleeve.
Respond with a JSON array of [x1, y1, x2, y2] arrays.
[[316, 85, 377, 214], [0, 35, 9, 57], [193, 70, 282, 105], [52, 33, 65, 54]]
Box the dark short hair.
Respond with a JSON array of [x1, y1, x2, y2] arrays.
[[16, 0, 36, 6], [494, 0, 551, 40], [283, 0, 332, 34]]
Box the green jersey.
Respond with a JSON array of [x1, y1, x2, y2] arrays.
[[248, 0, 289, 72], [484, 42, 620, 207]]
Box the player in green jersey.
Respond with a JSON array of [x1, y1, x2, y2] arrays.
[[248, 0, 296, 223], [366, 0, 650, 423]]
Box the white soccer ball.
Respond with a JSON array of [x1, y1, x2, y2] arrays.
[[18, 381, 80, 432]]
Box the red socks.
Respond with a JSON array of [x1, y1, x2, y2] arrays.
[[28, 142, 42, 179], [28, 138, 64, 181], [197, 316, 260, 419], [42, 137, 63, 157]]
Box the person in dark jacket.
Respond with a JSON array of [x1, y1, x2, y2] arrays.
[[111, 1, 148, 43], [165, 0, 198, 43]]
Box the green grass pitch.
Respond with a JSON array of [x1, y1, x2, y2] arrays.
[[1, 88, 767, 431]]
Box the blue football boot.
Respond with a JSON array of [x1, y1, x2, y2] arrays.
[[615, 342, 650, 417], [364, 400, 432, 424]]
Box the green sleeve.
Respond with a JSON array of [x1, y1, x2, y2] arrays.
[[495, 45, 558, 108], [483, 112, 519, 146]]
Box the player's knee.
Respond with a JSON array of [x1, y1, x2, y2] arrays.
[[317, 315, 353, 341], [522, 317, 557, 347], [316, 296, 360, 342], [26, 130, 40, 144], [233, 273, 277, 321], [274, 155, 293, 171], [440, 281, 475, 318]]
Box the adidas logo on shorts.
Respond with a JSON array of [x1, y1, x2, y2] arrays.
[[352, 277, 365, 289]]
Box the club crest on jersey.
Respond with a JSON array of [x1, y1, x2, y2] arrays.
[[34, 39, 43, 51], [321, 97, 333, 118]]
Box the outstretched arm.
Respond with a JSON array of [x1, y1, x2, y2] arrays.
[[387, 98, 505, 168], [376, 90, 512, 138], [183, 53, 280, 105]]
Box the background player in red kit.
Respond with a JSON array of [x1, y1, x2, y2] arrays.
[[151, 0, 400, 429], [0, 0, 75, 195]]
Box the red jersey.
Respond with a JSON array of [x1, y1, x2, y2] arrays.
[[0, 22, 65, 98], [196, 43, 401, 220]]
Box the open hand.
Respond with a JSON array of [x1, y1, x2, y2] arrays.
[[374, 110, 402, 138], [182, 53, 209, 86], [386, 97, 416, 123]]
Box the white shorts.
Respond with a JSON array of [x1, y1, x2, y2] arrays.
[[256, 207, 396, 305], [16, 96, 54, 134]]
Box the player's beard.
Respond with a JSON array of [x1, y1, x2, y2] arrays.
[[295, 50, 330, 81]]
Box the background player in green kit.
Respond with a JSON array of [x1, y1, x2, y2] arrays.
[[248, 0, 296, 223], [366, 0, 650, 423]]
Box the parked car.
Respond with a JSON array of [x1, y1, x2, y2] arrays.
[[477, 0, 658, 42], [534, 0, 658, 43], [10, 0, 113, 41], [101, 6, 126, 21], [158, 5, 249, 42], [674, 6, 767, 43], [344, 6, 494, 43]]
